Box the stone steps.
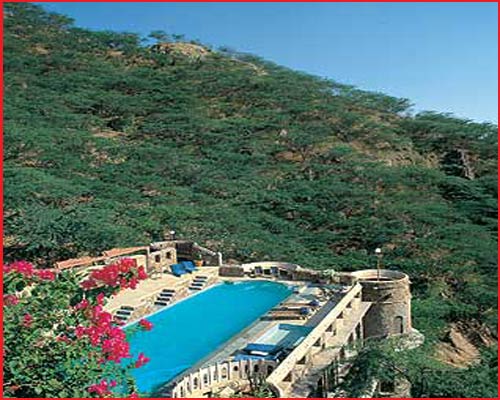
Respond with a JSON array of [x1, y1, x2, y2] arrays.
[[114, 305, 135, 323], [188, 275, 209, 291], [154, 288, 176, 307]]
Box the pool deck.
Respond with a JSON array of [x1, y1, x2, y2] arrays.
[[104, 266, 220, 313]]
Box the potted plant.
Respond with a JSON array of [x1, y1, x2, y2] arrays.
[[194, 253, 204, 267]]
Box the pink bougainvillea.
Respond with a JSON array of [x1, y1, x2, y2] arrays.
[[134, 352, 150, 368], [4, 294, 20, 306], [80, 258, 148, 291], [4, 258, 153, 397], [138, 319, 153, 331], [22, 313, 33, 328], [4, 260, 34, 277], [34, 269, 56, 281], [87, 379, 117, 396]]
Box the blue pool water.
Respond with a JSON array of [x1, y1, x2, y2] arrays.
[[127, 280, 291, 394]]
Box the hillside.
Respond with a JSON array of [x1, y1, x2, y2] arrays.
[[3, 4, 498, 397]]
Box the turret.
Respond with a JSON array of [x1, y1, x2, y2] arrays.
[[350, 269, 412, 338]]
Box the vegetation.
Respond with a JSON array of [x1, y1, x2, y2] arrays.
[[3, 259, 152, 397], [3, 3, 497, 397], [336, 339, 498, 398]]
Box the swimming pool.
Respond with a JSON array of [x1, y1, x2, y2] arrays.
[[127, 280, 292, 394]]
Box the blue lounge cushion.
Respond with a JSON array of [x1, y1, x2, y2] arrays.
[[181, 261, 197, 272], [300, 307, 311, 315], [170, 263, 188, 277]]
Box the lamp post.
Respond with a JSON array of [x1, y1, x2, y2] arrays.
[[170, 230, 176, 241], [375, 248, 382, 281]]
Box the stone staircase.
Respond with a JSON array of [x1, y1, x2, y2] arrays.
[[154, 288, 176, 307], [188, 275, 209, 291], [114, 305, 135, 324]]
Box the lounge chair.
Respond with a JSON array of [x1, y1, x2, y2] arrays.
[[267, 310, 307, 320], [170, 263, 188, 277], [282, 302, 319, 309], [181, 261, 197, 273]]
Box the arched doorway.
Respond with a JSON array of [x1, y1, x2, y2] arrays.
[[394, 316, 404, 334]]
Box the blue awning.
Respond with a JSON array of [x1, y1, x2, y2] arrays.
[[234, 353, 278, 361], [244, 343, 277, 354]]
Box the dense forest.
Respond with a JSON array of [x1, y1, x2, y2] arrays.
[[3, 3, 497, 397]]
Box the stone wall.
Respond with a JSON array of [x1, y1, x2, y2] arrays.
[[148, 246, 177, 274], [219, 266, 245, 277]]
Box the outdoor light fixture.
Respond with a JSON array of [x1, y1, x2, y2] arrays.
[[170, 230, 176, 240], [375, 247, 382, 281]]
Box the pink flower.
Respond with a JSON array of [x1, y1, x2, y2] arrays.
[[34, 269, 55, 281], [96, 293, 105, 305], [139, 319, 153, 331], [4, 261, 34, 277], [135, 352, 150, 368], [74, 326, 86, 338], [74, 299, 90, 310], [4, 294, 19, 306], [22, 313, 33, 328], [82, 258, 148, 291], [81, 278, 97, 290], [137, 266, 148, 280], [129, 393, 139, 398], [87, 380, 113, 396]]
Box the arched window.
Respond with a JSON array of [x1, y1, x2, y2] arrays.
[[203, 374, 209, 384], [221, 366, 228, 379], [233, 365, 239, 372], [193, 377, 199, 389], [267, 365, 274, 375], [253, 364, 260, 373]]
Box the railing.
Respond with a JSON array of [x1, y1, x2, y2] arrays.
[[168, 358, 278, 398], [265, 283, 363, 392]]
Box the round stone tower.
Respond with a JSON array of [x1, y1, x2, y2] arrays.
[[350, 269, 412, 339]]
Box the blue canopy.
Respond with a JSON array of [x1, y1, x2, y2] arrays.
[[234, 353, 278, 361]]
